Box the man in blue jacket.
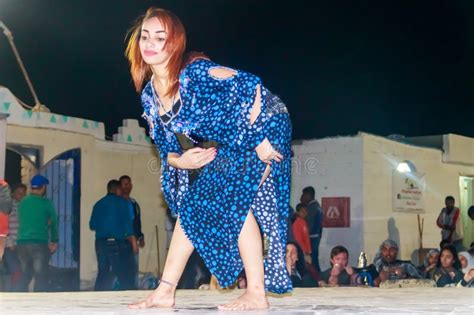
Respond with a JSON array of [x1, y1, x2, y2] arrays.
[[89, 180, 137, 290]]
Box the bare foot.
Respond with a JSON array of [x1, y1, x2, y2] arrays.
[[218, 290, 269, 311], [128, 285, 175, 309]]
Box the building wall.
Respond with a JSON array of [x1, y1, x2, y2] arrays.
[[6, 124, 167, 288], [442, 134, 474, 165], [291, 137, 364, 270], [362, 133, 474, 263]]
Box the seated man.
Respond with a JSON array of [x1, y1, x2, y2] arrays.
[[319, 246, 356, 287], [374, 239, 422, 287]]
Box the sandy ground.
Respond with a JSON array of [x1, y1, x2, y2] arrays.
[[0, 287, 473, 314]]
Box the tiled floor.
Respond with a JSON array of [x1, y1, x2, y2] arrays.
[[1, 288, 473, 314]]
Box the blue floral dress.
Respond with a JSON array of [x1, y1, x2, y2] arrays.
[[141, 59, 292, 293]]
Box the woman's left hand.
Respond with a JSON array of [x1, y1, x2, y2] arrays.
[[255, 138, 283, 164]]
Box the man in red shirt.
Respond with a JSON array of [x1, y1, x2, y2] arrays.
[[292, 203, 311, 264]]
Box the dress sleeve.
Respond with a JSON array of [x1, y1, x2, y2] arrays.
[[181, 59, 269, 150], [141, 84, 189, 216]]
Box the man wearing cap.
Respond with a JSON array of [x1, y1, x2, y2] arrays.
[[373, 239, 422, 287], [16, 175, 58, 292]]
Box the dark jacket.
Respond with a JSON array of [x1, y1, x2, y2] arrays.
[[89, 193, 133, 240], [129, 198, 144, 241]]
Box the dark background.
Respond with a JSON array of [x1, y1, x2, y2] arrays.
[[1, 0, 473, 140]]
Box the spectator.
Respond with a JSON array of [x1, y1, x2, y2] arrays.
[[0, 180, 11, 261], [119, 175, 143, 286], [458, 251, 474, 275], [458, 248, 473, 288], [89, 180, 137, 290], [286, 241, 318, 287], [16, 175, 58, 292], [373, 239, 422, 286], [417, 249, 439, 279], [431, 244, 463, 287], [457, 268, 474, 287], [436, 196, 463, 251], [439, 239, 450, 250], [3, 183, 27, 291], [292, 203, 311, 263], [300, 186, 323, 272], [119, 176, 144, 247], [0, 212, 7, 260], [319, 246, 356, 287]]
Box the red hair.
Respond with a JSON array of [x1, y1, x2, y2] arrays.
[[125, 8, 186, 96]]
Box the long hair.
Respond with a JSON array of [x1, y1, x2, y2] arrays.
[[437, 244, 461, 270], [125, 8, 186, 96], [287, 241, 307, 276]]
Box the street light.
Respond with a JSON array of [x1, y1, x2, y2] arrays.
[[0, 20, 50, 112]]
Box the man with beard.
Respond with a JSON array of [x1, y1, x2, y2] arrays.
[[373, 239, 422, 287]]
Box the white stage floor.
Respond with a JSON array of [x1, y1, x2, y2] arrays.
[[1, 288, 473, 314]]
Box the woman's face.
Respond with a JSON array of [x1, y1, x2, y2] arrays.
[[139, 17, 171, 66], [428, 252, 439, 265], [440, 250, 454, 268], [458, 254, 467, 269], [330, 252, 348, 269]]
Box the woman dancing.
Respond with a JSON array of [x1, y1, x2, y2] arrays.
[[127, 7, 292, 311]]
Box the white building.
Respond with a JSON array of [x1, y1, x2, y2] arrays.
[[1, 84, 473, 286], [0, 86, 167, 289], [291, 132, 474, 269]]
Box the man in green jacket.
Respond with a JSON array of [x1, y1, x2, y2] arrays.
[[16, 175, 58, 292]]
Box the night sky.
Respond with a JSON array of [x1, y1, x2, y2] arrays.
[[0, 0, 473, 140]]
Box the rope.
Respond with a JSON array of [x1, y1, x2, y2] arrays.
[[0, 85, 34, 110]]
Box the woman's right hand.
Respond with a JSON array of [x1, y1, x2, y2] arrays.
[[170, 147, 217, 169], [255, 138, 283, 165]]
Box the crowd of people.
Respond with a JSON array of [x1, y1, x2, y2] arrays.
[[0, 175, 145, 292], [287, 190, 474, 288], [0, 176, 57, 291], [1, 176, 473, 291]]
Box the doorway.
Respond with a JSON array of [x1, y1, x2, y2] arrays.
[[459, 176, 473, 248]]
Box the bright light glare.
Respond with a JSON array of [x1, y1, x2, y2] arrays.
[[397, 162, 411, 173]]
